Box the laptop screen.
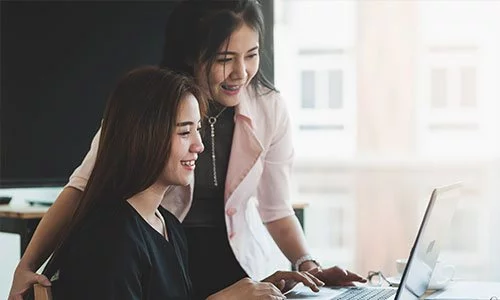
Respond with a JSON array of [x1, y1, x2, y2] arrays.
[[396, 183, 461, 299]]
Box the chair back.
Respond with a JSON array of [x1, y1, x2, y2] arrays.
[[33, 284, 52, 300]]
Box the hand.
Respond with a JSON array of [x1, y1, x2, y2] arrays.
[[309, 266, 367, 287], [262, 269, 325, 294], [8, 266, 51, 300], [206, 277, 286, 300]]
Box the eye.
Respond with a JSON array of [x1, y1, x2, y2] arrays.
[[216, 57, 232, 63], [247, 53, 258, 59], [179, 131, 190, 136]]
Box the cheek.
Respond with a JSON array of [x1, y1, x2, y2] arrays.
[[168, 139, 182, 165], [210, 67, 226, 85], [248, 58, 260, 78]]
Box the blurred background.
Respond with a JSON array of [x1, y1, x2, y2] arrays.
[[1, 0, 500, 298], [274, 0, 500, 283]]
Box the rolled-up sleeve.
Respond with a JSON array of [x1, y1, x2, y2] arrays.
[[65, 128, 101, 191], [257, 93, 295, 223]]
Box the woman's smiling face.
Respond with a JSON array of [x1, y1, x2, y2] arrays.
[[195, 23, 260, 107]]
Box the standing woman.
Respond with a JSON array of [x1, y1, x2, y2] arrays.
[[159, 1, 365, 298], [9, 1, 365, 299]]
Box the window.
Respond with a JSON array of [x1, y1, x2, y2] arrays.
[[300, 70, 315, 109], [300, 69, 344, 111], [417, 0, 500, 158], [329, 70, 343, 109], [430, 68, 447, 109], [274, 0, 357, 159]]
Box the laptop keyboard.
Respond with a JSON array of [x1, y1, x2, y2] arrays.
[[332, 287, 396, 300]]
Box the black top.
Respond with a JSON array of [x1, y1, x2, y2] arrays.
[[182, 102, 248, 299], [183, 102, 234, 228], [52, 201, 192, 300]]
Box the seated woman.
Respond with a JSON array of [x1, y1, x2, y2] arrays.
[[40, 66, 323, 300]]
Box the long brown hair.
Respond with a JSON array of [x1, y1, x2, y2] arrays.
[[44, 66, 206, 277]]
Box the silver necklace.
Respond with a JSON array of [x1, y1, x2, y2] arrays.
[[208, 106, 227, 187]]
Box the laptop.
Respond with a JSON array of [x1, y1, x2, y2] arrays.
[[286, 183, 462, 300]]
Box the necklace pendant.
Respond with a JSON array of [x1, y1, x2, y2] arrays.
[[210, 122, 218, 187], [208, 106, 227, 187]]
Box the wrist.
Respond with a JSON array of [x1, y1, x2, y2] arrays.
[[294, 254, 321, 271], [299, 260, 321, 272], [16, 261, 35, 272]]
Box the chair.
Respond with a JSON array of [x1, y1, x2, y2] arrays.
[[34, 284, 52, 300]]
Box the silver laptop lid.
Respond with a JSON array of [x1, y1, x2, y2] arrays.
[[395, 183, 462, 299]]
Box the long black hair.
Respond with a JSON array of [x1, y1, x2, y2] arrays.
[[43, 66, 207, 279], [160, 0, 276, 96]]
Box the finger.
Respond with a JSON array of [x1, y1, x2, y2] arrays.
[[289, 272, 320, 292], [12, 285, 30, 297], [264, 281, 285, 296], [262, 271, 282, 285], [346, 270, 367, 282], [303, 271, 325, 287], [34, 274, 52, 286], [306, 266, 321, 276], [277, 279, 286, 291], [338, 266, 349, 276], [8, 294, 23, 300]]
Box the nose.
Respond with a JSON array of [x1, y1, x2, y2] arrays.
[[190, 131, 204, 154], [230, 58, 247, 81]]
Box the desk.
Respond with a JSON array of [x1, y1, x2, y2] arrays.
[[0, 205, 49, 257], [425, 281, 500, 299], [0, 202, 308, 257], [287, 281, 500, 299]]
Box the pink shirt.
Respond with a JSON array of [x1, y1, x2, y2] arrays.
[[67, 87, 295, 279]]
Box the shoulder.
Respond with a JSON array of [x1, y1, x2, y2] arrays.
[[247, 85, 289, 120], [71, 203, 146, 255], [252, 85, 286, 106], [250, 86, 291, 132]]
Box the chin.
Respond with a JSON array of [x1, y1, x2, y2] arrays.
[[219, 97, 240, 107], [178, 176, 193, 186]]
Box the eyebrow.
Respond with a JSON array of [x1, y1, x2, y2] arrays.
[[217, 46, 259, 55], [176, 120, 202, 127], [176, 121, 195, 127]]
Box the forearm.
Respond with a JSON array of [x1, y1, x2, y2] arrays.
[[17, 187, 82, 271], [265, 215, 315, 270]]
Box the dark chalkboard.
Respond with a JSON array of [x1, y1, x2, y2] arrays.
[[0, 1, 180, 187]]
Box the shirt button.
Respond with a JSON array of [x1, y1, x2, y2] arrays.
[[226, 207, 237, 216]]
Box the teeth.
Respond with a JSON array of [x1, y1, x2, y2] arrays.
[[222, 84, 239, 91], [181, 160, 195, 166]]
